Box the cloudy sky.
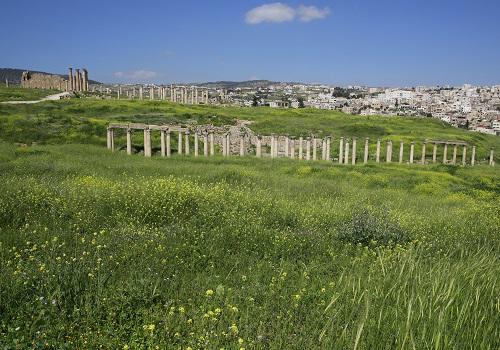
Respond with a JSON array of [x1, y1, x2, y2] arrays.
[[1, 0, 499, 86]]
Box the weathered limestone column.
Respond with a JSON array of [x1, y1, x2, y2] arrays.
[[203, 133, 209, 157], [195, 88, 198, 104], [490, 149, 495, 166], [222, 134, 227, 156], [75, 69, 81, 91], [170, 85, 174, 101], [364, 138, 369, 164], [106, 127, 112, 150], [386, 140, 392, 163], [150, 87, 154, 100], [312, 137, 317, 160], [127, 128, 133, 155], [398, 141, 404, 164], [298, 137, 303, 159], [160, 129, 166, 157], [409, 142, 415, 164], [285, 135, 290, 158], [240, 134, 245, 156], [326, 136, 331, 161], [256, 135, 262, 158], [144, 128, 151, 157], [185, 131, 190, 155], [375, 139, 381, 163], [321, 138, 326, 160], [68, 68, 74, 91], [443, 143, 448, 164], [471, 146, 476, 166], [139, 87, 144, 100], [306, 137, 311, 160], [344, 141, 350, 165], [178, 131, 183, 155], [339, 137, 344, 164], [210, 132, 215, 156], [194, 132, 199, 157], [433, 143, 438, 163], [290, 137, 295, 159], [226, 133, 231, 156], [351, 137, 357, 165], [452, 144, 458, 165], [205, 89, 209, 104], [421, 142, 426, 164], [462, 146, 467, 166], [270, 134, 276, 158], [166, 130, 171, 157], [117, 89, 121, 100]]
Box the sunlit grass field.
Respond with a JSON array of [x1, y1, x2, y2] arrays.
[[0, 89, 499, 348], [0, 85, 57, 102]]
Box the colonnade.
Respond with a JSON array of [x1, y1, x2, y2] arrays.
[[117, 85, 209, 104], [106, 124, 495, 166]]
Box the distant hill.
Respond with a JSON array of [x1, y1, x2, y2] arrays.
[[0, 68, 101, 85], [198, 80, 305, 89]]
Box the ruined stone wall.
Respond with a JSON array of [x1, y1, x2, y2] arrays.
[[20, 71, 66, 90]]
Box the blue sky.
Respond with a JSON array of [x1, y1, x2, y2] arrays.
[[1, 0, 499, 86]]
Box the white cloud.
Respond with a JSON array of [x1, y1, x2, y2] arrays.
[[297, 5, 330, 22], [113, 70, 158, 81], [245, 3, 296, 24], [245, 3, 330, 24]]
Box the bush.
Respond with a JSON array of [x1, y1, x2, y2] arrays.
[[338, 209, 410, 246]]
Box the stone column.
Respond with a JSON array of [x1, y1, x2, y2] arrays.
[[160, 129, 166, 157], [127, 128, 133, 155], [203, 133, 209, 157], [270, 134, 276, 158], [194, 132, 199, 157], [195, 87, 198, 104], [144, 128, 151, 157], [364, 138, 369, 164], [452, 145, 458, 165], [462, 146, 467, 166], [409, 142, 415, 164], [166, 130, 171, 157], [322, 138, 327, 160], [178, 131, 183, 155], [399, 141, 404, 164], [222, 134, 227, 156], [117, 89, 121, 100], [344, 141, 349, 165], [443, 143, 448, 164], [290, 137, 295, 159], [68, 68, 74, 91], [210, 132, 215, 156], [75, 69, 81, 91], [139, 87, 143, 100], [339, 137, 344, 164], [226, 133, 231, 156], [256, 135, 262, 158], [471, 146, 476, 166], [376, 139, 381, 163], [306, 138, 311, 160], [299, 137, 303, 159], [285, 135, 290, 158], [326, 136, 331, 161], [351, 137, 357, 165], [490, 149, 495, 166], [312, 137, 317, 160], [386, 140, 392, 163], [433, 143, 438, 163], [82, 69, 89, 91], [106, 127, 112, 150], [170, 85, 174, 102], [240, 134, 245, 156], [421, 142, 426, 165], [185, 131, 190, 155]]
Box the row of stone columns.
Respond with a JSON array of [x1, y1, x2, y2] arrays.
[[68, 67, 89, 92], [106, 126, 495, 166], [116, 85, 209, 104]]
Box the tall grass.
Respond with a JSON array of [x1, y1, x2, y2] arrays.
[[0, 143, 498, 348]]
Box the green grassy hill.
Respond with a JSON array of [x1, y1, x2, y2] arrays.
[[0, 88, 499, 349], [0, 84, 58, 102]]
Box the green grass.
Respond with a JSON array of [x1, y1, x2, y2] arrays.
[[0, 143, 499, 349], [0, 85, 58, 102], [0, 90, 499, 348]]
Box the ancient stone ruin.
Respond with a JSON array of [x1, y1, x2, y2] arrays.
[[21, 67, 89, 92], [106, 123, 496, 167]]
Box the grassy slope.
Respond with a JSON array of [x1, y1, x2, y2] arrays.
[[0, 85, 58, 102], [0, 97, 498, 162], [0, 143, 498, 348]]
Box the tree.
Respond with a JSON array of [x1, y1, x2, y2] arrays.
[[252, 95, 258, 107], [298, 97, 305, 108]]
